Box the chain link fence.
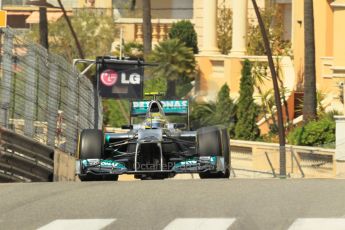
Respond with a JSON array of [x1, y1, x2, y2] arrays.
[[0, 28, 101, 155]]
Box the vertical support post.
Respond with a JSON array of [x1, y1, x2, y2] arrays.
[[230, 0, 248, 56], [201, 0, 219, 54], [65, 75, 78, 154], [0, 30, 13, 128], [291, 148, 305, 178], [94, 59, 100, 130], [335, 116, 345, 177], [37, 47, 49, 141], [47, 60, 59, 147], [75, 72, 80, 134], [24, 46, 37, 137], [98, 96, 103, 129], [187, 98, 190, 130], [264, 152, 277, 177], [77, 76, 86, 130], [88, 83, 95, 128], [251, 0, 286, 177]]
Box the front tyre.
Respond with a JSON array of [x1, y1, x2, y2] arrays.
[[78, 129, 104, 159], [79, 174, 119, 181], [199, 169, 230, 179], [78, 129, 118, 181]]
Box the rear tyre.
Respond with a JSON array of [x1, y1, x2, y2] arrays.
[[197, 126, 230, 179]]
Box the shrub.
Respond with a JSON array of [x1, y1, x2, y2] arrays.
[[169, 20, 199, 54], [190, 84, 237, 136], [235, 60, 260, 140], [288, 117, 335, 147]]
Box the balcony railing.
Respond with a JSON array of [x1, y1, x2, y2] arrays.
[[3, 0, 76, 8], [2, 0, 26, 6]]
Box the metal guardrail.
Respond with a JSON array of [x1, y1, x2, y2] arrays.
[[230, 139, 335, 178], [0, 123, 54, 182]]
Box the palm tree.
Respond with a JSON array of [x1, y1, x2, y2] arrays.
[[191, 102, 217, 128], [258, 89, 277, 130], [150, 39, 196, 98], [142, 0, 152, 56], [303, 0, 317, 122]]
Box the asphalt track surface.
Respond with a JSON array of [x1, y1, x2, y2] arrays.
[[1, 179, 345, 230]]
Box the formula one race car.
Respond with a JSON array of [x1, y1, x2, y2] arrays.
[[76, 98, 230, 181]]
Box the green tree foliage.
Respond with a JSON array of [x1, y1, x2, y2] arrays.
[[191, 84, 237, 136], [169, 20, 199, 54], [144, 74, 167, 94], [235, 60, 260, 140], [217, 1, 232, 54], [191, 102, 216, 129], [103, 99, 130, 127], [288, 116, 335, 148], [214, 84, 236, 125], [150, 39, 196, 98], [112, 41, 144, 59], [247, 4, 291, 56], [27, 11, 117, 62]]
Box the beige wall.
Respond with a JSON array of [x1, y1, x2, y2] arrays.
[[77, 0, 113, 8], [291, 0, 345, 113]]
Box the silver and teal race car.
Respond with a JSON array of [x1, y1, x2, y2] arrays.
[[76, 99, 230, 180]]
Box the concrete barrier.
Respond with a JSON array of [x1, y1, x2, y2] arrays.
[[231, 140, 336, 178], [53, 149, 77, 181]]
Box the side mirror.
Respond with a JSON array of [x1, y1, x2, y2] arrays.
[[121, 125, 133, 129]]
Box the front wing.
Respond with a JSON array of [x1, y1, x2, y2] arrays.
[[76, 156, 227, 176]]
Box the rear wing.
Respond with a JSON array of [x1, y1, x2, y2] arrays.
[[130, 100, 189, 116], [130, 99, 190, 129]]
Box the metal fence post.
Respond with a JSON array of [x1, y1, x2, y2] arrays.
[[65, 74, 78, 154], [98, 96, 103, 129], [0, 29, 13, 128], [23, 46, 37, 137], [36, 47, 49, 141], [89, 85, 95, 128], [78, 76, 89, 130], [47, 60, 59, 147]]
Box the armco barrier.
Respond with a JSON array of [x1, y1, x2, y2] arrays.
[[0, 127, 54, 182]]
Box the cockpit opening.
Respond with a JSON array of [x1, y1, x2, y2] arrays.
[[150, 102, 160, 113]]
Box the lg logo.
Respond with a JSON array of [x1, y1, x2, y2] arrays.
[[100, 69, 141, 86], [121, 73, 140, 85], [100, 69, 118, 86]]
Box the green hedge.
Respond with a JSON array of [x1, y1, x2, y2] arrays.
[[288, 117, 335, 147]]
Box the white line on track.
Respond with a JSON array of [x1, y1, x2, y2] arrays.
[[37, 219, 116, 230], [163, 218, 236, 230], [288, 218, 345, 230]]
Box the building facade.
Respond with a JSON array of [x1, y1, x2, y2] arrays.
[[2, 0, 345, 130]]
